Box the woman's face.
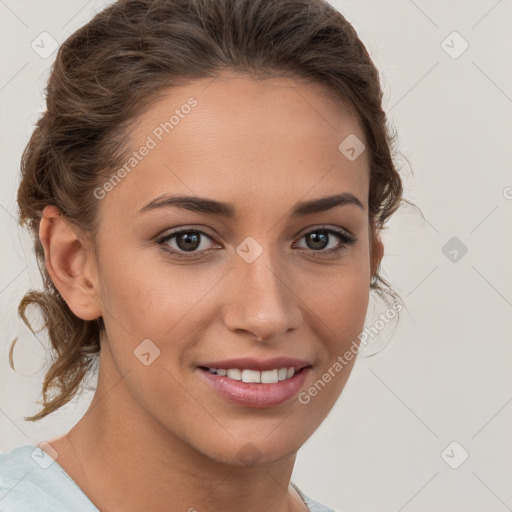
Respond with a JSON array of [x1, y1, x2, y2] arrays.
[[91, 72, 377, 465]]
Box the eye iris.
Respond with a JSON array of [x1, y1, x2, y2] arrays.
[[177, 232, 200, 251], [306, 231, 329, 250]]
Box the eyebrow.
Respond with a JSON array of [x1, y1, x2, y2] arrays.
[[138, 192, 364, 217]]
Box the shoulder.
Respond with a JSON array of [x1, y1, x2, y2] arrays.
[[0, 443, 97, 512], [291, 481, 338, 512]]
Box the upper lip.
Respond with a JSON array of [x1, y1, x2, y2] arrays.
[[197, 357, 312, 372]]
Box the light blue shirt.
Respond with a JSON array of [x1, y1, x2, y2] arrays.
[[0, 443, 335, 511]]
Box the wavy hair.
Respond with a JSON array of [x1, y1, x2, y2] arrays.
[[12, 0, 408, 421]]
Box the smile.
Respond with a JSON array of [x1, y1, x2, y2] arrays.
[[197, 365, 312, 408], [201, 367, 296, 383]]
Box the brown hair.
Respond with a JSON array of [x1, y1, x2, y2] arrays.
[[12, 0, 408, 422]]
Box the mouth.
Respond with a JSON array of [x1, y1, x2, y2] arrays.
[[196, 359, 312, 408], [198, 365, 302, 383]]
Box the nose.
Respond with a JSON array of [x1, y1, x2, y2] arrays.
[[222, 245, 302, 343]]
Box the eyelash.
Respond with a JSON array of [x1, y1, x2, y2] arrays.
[[154, 226, 357, 259]]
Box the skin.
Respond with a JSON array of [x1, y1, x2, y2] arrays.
[[39, 71, 383, 512]]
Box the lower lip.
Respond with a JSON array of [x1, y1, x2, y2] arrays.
[[197, 367, 311, 408]]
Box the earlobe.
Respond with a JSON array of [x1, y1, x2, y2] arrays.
[[39, 205, 102, 321]]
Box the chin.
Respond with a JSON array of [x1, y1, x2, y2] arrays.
[[193, 427, 307, 469]]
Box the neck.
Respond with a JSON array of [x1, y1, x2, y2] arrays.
[[50, 345, 308, 512]]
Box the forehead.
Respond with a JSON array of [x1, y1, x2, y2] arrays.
[[102, 72, 370, 219]]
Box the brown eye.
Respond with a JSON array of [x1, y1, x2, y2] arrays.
[[156, 228, 218, 258], [174, 232, 201, 252], [295, 226, 356, 256], [304, 230, 330, 250]]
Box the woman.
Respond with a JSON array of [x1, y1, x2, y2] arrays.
[[1, 0, 405, 510]]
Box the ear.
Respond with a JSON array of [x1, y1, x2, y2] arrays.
[[39, 205, 102, 321], [370, 234, 384, 282]]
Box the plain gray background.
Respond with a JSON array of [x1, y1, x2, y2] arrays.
[[1, 1, 511, 511]]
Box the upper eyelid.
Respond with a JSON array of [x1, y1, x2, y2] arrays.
[[158, 226, 218, 244], [158, 224, 355, 246]]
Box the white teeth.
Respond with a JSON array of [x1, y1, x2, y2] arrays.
[[227, 368, 242, 380], [261, 369, 279, 384], [206, 366, 298, 383], [242, 369, 260, 383]]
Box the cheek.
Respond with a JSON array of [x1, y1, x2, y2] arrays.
[[302, 247, 371, 343], [97, 251, 218, 362], [97, 245, 194, 327], [310, 274, 369, 358]]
